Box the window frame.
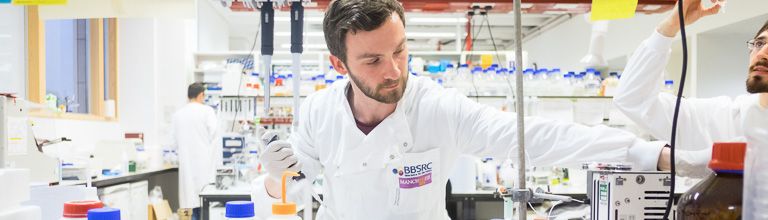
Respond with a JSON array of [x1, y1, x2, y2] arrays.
[[26, 6, 119, 121]]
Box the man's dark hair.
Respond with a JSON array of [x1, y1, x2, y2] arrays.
[[323, 0, 405, 63], [755, 19, 768, 39], [187, 82, 205, 99]]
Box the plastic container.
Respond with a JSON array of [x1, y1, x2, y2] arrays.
[[677, 142, 745, 220], [226, 201, 255, 219], [267, 171, 302, 220], [61, 201, 103, 220], [87, 208, 120, 220]]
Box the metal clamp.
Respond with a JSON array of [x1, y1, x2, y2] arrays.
[[498, 188, 533, 202]]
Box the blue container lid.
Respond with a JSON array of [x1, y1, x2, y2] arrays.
[[459, 64, 469, 68], [325, 79, 335, 84], [88, 208, 120, 220], [472, 66, 483, 71], [287, 74, 294, 78], [336, 75, 344, 80], [491, 64, 499, 68], [446, 64, 455, 68], [225, 201, 255, 218], [665, 80, 674, 85], [564, 74, 573, 78], [586, 68, 597, 72]]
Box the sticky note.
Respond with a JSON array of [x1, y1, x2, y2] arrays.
[[12, 0, 67, 5], [591, 0, 639, 21]]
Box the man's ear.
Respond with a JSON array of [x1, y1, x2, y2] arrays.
[[330, 55, 348, 75]]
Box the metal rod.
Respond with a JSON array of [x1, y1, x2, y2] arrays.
[[513, 0, 527, 219]]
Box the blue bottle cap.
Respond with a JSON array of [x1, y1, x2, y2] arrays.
[[88, 208, 120, 220], [225, 201, 255, 218], [446, 64, 455, 68], [325, 79, 334, 84], [665, 80, 674, 85], [460, 64, 469, 68], [336, 75, 344, 80]]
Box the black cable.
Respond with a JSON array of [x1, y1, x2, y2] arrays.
[[467, 14, 487, 101], [231, 16, 262, 132], [482, 12, 516, 95], [664, 0, 687, 218]]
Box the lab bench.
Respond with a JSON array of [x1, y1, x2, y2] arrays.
[[58, 166, 180, 212]]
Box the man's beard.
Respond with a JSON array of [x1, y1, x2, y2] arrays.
[[747, 59, 768, 93], [747, 74, 768, 93], [347, 69, 406, 104]]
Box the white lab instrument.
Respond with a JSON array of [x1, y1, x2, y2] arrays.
[[1, 96, 60, 183], [0, 169, 41, 220], [589, 170, 673, 220]]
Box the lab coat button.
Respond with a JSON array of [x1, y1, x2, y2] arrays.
[[403, 142, 408, 147], [362, 162, 367, 167]]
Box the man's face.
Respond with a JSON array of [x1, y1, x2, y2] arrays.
[[747, 31, 768, 93], [331, 14, 409, 104]]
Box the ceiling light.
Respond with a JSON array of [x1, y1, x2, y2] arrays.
[[521, 3, 534, 9], [553, 4, 579, 10]]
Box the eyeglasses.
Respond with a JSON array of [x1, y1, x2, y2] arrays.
[[747, 39, 766, 52]]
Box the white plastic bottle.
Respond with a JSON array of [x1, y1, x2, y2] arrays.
[[444, 63, 456, 84], [61, 201, 103, 220], [225, 201, 256, 220], [601, 72, 620, 96], [584, 71, 602, 96], [267, 172, 302, 220]]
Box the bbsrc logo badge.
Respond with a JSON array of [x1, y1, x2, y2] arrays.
[[394, 162, 433, 189]]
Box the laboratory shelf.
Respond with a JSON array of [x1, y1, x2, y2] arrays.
[[57, 166, 179, 188]]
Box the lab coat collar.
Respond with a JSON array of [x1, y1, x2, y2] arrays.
[[337, 76, 415, 145]]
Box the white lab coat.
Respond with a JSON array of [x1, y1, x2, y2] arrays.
[[613, 31, 764, 178], [252, 75, 664, 220], [171, 102, 220, 208]]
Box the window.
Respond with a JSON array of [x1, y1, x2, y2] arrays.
[[27, 6, 118, 121], [44, 19, 90, 113]]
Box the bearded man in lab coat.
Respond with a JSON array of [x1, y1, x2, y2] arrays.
[[171, 82, 219, 220], [612, 0, 768, 217], [251, 0, 672, 219]]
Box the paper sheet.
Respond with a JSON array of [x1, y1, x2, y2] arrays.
[[591, 0, 639, 21], [6, 116, 28, 156]]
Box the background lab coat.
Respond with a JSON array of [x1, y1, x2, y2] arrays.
[[171, 102, 220, 208]]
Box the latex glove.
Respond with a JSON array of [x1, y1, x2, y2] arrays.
[[260, 131, 302, 181]]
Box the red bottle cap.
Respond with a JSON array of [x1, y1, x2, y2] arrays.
[[708, 142, 746, 171], [63, 200, 103, 218]]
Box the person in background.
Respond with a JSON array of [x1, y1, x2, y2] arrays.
[[170, 82, 220, 220], [613, 0, 767, 217]]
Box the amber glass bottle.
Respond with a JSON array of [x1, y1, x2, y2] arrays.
[[677, 142, 746, 220]]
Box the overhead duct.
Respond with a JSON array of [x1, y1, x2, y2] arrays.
[[580, 14, 609, 69]]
